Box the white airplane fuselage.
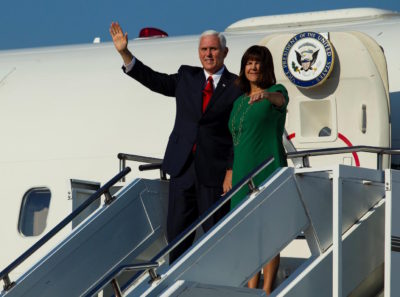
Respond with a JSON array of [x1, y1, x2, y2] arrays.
[[1, 7, 400, 280]]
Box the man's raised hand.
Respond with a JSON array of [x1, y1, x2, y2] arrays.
[[110, 22, 128, 53], [109, 22, 134, 65]]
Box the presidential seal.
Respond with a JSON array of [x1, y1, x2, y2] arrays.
[[282, 32, 335, 88]]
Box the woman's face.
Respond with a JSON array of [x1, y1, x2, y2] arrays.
[[244, 59, 261, 84]]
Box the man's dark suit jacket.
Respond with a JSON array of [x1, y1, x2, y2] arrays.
[[125, 59, 241, 187]]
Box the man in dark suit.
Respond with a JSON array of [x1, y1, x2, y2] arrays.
[[110, 22, 240, 263]]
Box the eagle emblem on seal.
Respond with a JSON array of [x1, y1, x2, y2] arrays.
[[282, 32, 334, 88], [292, 42, 319, 73]]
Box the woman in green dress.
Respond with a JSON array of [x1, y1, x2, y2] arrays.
[[223, 45, 289, 295]]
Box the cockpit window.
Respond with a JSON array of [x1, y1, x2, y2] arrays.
[[18, 188, 51, 236]]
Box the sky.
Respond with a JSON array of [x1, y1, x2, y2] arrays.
[[0, 0, 399, 50]]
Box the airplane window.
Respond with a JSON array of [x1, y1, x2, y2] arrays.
[[18, 188, 51, 237]]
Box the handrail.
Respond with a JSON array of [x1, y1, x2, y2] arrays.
[[138, 163, 162, 172], [0, 167, 131, 291], [85, 262, 160, 297], [287, 146, 400, 169], [117, 153, 163, 164], [90, 156, 275, 296], [118, 153, 165, 181], [151, 156, 274, 262]]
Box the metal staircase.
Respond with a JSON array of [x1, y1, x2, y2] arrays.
[[0, 169, 169, 297], [120, 165, 385, 297], [1, 153, 398, 297]]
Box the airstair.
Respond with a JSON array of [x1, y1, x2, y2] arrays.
[[119, 163, 385, 297], [0, 166, 170, 297], [0, 150, 399, 297]]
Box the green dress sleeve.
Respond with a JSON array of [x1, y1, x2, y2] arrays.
[[267, 83, 289, 112]]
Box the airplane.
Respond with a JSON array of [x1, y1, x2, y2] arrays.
[[0, 6, 399, 296]]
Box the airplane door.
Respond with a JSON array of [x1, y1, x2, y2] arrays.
[[261, 31, 390, 169], [70, 179, 100, 228]]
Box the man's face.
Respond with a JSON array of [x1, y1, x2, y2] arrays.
[[198, 35, 228, 75]]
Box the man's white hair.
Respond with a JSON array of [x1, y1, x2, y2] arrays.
[[199, 30, 226, 49]]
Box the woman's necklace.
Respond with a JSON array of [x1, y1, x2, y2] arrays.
[[231, 95, 253, 146]]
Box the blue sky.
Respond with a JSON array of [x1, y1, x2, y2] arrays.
[[1, 0, 399, 50]]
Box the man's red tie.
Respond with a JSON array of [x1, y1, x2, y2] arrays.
[[193, 77, 214, 153], [202, 76, 214, 112]]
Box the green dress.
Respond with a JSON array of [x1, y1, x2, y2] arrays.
[[229, 84, 289, 209]]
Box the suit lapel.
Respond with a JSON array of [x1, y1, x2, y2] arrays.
[[194, 70, 206, 117]]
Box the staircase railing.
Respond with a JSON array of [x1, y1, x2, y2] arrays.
[[0, 167, 131, 292], [286, 145, 400, 169], [87, 156, 275, 297], [118, 153, 164, 181]]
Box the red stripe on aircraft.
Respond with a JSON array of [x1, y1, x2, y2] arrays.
[[287, 133, 296, 140], [338, 133, 360, 167], [287, 132, 360, 167]]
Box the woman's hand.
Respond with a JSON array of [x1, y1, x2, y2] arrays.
[[248, 90, 285, 107], [248, 90, 267, 104], [222, 169, 233, 195]]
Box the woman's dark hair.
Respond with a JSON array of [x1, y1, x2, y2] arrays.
[[236, 45, 276, 93]]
